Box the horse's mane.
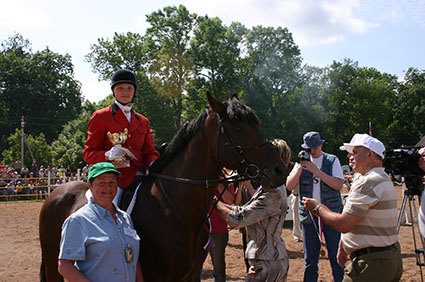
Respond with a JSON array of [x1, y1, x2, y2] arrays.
[[149, 99, 260, 173]]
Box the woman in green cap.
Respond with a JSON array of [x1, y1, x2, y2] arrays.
[[58, 162, 144, 282]]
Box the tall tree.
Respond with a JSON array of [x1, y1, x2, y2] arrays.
[[388, 68, 425, 147], [321, 59, 358, 154], [240, 26, 302, 139], [284, 65, 328, 149], [85, 32, 148, 79], [322, 59, 398, 157], [145, 5, 197, 129], [190, 16, 243, 100], [0, 34, 82, 152], [132, 72, 176, 145]]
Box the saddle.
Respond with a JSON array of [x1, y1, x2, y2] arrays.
[[119, 175, 155, 213]]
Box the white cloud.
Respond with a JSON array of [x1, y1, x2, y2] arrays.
[[182, 0, 380, 46], [0, 0, 51, 29], [322, 0, 378, 33]]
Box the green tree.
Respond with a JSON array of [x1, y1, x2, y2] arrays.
[[85, 32, 148, 79], [347, 67, 397, 146], [190, 16, 243, 100], [283, 65, 328, 149], [322, 59, 398, 158], [240, 25, 302, 140], [145, 5, 197, 129], [388, 68, 425, 147], [321, 59, 358, 154], [0, 33, 83, 153]]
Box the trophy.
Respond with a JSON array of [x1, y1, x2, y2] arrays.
[[107, 128, 130, 168]]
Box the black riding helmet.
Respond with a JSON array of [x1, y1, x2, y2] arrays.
[[111, 69, 137, 104], [111, 69, 137, 90]]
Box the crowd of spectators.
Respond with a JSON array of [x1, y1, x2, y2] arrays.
[[0, 160, 90, 201]]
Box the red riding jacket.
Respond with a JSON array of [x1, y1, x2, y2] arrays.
[[83, 103, 159, 188]]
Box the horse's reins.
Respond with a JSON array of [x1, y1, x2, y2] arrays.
[[151, 173, 241, 228]]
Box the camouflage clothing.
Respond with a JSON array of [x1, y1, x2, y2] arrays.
[[227, 185, 289, 281]]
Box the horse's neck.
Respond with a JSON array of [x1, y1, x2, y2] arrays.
[[160, 134, 221, 221], [164, 136, 221, 181]]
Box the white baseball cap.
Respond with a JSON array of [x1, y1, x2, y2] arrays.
[[339, 133, 386, 159]]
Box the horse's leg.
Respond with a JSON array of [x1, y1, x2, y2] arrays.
[[39, 256, 47, 282], [43, 221, 63, 282], [39, 196, 66, 282], [39, 182, 88, 282]]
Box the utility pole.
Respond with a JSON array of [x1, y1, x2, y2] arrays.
[[21, 115, 25, 170]]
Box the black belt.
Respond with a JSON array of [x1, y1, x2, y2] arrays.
[[351, 243, 397, 259]]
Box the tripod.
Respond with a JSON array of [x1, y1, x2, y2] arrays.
[[397, 183, 425, 281]]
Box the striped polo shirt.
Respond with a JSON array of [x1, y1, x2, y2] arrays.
[[341, 167, 398, 255]]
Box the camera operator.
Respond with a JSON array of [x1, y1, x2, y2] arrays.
[[302, 133, 403, 281], [286, 131, 345, 282], [417, 148, 425, 238]]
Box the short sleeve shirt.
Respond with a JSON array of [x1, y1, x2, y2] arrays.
[[59, 199, 140, 282], [341, 167, 398, 255]]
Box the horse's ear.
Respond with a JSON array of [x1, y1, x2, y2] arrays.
[[207, 91, 226, 116], [230, 93, 239, 101]]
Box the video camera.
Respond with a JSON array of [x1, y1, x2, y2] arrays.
[[383, 146, 425, 195]]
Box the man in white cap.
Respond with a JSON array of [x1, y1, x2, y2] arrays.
[[302, 133, 403, 281]]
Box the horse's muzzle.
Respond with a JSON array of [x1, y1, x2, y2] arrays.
[[260, 161, 287, 189]]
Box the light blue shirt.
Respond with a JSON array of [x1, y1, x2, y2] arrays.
[[59, 198, 140, 282]]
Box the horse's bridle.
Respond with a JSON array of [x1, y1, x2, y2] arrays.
[[215, 114, 273, 183], [151, 111, 274, 187]]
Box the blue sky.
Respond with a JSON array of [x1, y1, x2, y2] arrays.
[[1, 0, 424, 103]]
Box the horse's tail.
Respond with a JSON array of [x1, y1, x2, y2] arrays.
[[39, 256, 46, 282]]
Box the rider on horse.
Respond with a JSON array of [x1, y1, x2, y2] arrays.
[[83, 69, 159, 209]]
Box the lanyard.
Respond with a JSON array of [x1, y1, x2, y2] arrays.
[[309, 211, 323, 243]]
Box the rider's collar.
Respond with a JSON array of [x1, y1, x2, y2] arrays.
[[114, 100, 132, 114]]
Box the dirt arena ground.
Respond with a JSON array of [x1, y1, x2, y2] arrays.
[[0, 185, 423, 281]]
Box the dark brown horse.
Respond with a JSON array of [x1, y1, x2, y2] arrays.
[[39, 93, 287, 281]]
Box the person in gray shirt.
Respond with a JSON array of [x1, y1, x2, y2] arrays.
[[214, 139, 290, 282]]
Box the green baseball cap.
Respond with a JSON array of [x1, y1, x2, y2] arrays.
[[88, 162, 120, 181]]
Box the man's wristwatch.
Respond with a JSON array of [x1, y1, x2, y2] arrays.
[[313, 203, 322, 216]]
